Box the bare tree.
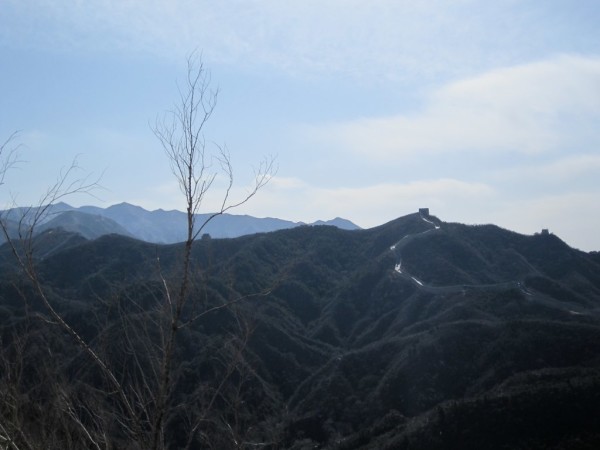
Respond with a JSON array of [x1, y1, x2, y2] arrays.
[[150, 51, 275, 447], [0, 52, 276, 449]]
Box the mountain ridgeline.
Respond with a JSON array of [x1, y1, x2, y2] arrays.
[[0, 202, 360, 243], [1, 211, 600, 448]]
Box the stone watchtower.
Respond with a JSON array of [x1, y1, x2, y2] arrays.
[[419, 208, 430, 216]]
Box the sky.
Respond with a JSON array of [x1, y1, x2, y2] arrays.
[[1, 1, 599, 251]]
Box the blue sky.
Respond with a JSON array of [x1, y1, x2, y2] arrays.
[[1, 1, 599, 250]]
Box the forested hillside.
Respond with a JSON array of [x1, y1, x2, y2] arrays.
[[1, 212, 600, 449]]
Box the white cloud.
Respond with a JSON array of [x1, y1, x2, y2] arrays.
[[491, 153, 600, 184], [313, 55, 600, 158], [266, 176, 309, 190]]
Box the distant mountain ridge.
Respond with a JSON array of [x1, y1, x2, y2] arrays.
[[37, 210, 133, 240], [0, 202, 360, 243]]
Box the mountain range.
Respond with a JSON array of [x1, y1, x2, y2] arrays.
[[1, 210, 599, 448], [0, 202, 360, 243]]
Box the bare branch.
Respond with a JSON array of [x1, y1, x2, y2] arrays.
[[0, 131, 22, 188], [180, 285, 275, 329]]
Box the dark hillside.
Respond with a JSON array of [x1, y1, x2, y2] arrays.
[[1, 212, 599, 448]]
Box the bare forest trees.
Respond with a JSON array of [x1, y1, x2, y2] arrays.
[[0, 54, 275, 449]]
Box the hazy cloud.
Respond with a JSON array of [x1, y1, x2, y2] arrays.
[[234, 177, 495, 227], [488, 192, 600, 251], [4, 1, 599, 80]]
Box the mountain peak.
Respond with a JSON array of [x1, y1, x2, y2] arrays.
[[108, 202, 145, 211]]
